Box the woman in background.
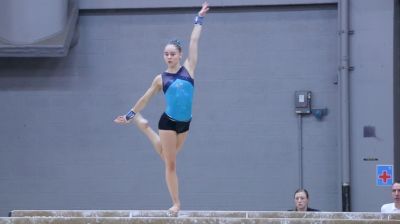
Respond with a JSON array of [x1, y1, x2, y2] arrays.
[[289, 189, 320, 212]]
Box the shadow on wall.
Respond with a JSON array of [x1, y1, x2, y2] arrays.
[[0, 57, 82, 91]]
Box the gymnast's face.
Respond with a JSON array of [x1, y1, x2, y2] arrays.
[[164, 44, 182, 68]]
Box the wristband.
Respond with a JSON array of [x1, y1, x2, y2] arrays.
[[125, 110, 136, 121], [194, 16, 204, 25]]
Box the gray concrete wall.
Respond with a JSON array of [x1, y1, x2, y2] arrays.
[[0, 0, 397, 216], [0, 0, 68, 44], [348, 0, 397, 212], [78, 0, 337, 9], [0, 3, 339, 216]]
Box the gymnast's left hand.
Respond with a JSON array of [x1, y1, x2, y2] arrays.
[[199, 2, 210, 17]]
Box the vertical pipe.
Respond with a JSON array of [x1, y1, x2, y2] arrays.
[[394, 0, 400, 182], [338, 0, 351, 211], [298, 114, 303, 189]]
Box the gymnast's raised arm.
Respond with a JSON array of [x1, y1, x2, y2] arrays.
[[184, 2, 209, 77]]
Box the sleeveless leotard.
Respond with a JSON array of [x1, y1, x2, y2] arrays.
[[161, 66, 194, 122]]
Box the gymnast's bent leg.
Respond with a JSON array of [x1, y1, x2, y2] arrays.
[[133, 113, 163, 157]]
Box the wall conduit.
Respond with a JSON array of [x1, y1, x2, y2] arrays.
[[338, 0, 351, 212]]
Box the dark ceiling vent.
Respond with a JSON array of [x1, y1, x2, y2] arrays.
[[0, 0, 79, 57]]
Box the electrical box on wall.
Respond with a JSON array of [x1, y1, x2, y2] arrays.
[[295, 91, 311, 114]]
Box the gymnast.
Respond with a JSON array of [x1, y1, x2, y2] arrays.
[[114, 2, 210, 216]]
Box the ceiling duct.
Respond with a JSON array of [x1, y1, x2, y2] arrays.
[[0, 0, 79, 57]]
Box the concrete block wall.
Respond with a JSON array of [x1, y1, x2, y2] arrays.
[[0, 0, 398, 216]]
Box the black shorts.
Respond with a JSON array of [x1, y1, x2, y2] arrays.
[[158, 112, 191, 134]]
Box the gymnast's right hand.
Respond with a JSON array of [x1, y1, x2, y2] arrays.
[[114, 115, 129, 124], [115, 110, 136, 124]]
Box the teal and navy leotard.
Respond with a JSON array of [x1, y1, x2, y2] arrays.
[[162, 66, 194, 122]]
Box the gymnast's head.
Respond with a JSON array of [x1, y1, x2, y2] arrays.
[[164, 39, 183, 67]]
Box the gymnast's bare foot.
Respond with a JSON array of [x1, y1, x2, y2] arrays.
[[167, 204, 180, 217], [133, 113, 149, 130]]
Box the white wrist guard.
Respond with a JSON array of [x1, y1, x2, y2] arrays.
[[194, 16, 204, 25]]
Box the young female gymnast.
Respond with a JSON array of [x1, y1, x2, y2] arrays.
[[114, 2, 210, 216]]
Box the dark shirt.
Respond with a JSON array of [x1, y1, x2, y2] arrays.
[[288, 207, 320, 211]]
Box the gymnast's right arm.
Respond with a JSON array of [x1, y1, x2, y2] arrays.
[[114, 75, 162, 124]]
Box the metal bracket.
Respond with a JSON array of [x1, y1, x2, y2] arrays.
[[338, 30, 354, 35], [339, 66, 354, 71]]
